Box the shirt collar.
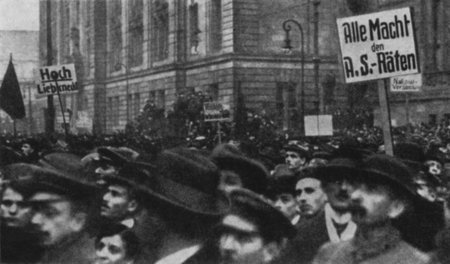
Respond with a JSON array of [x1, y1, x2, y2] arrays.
[[154, 244, 201, 264]]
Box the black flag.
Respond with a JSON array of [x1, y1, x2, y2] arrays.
[[0, 55, 25, 119]]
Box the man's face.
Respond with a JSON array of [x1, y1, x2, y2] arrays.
[[218, 171, 243, 194], [30, 192, 85, 247], [95, 234, 129, 264], [273, 193, 298, 220], [425, 160, 442, 176], [101, 185, 136, 220], [295, 178, 327, 217], [1, 187, 33, 227], [218, 214, 278, 264], [323, 175, 356, 213], [21, 143, 34, 156], [95, 163, 117, 178], [349, 181, 404, 225], [285, 151, 305, 170]]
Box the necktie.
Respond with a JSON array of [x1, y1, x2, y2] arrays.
[[332, 219, 348, 237]]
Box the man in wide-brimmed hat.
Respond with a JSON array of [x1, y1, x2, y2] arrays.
[[130, 147, 230, 264], [214, 188, 296, 264], [267, 165, 301, 227], [211, 143, 269, 195], [312, 154, 431, 264], [27, 152, 99, 264]]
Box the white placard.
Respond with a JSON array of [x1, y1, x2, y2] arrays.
[[36, 64, 78, 97], [304, 115, 333, 136], [390, 73, 422, 92], [337, 7, 419, 83]]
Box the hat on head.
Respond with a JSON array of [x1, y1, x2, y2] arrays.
[[211, 144, 269, 195], [361, 154, 418, 199], [1, 163, 38, 197], [267, 164, 297, 197], [394, 142, 426, 174], [34, 152, 99, 199], [283, 143, 310, 160], [139, 147, 230, 217], [97, 146, 140, 167], [225, 188, 296, 241]]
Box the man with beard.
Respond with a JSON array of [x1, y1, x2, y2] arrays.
[[129, 147, 230, 264], [274, 150, 362, 264], [1, 164, 43, 263], [216, 188, 296, 264], [312, 154, 430, 264], [28, 152, 99, 263]]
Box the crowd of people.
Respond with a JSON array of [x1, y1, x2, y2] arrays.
[[2, 122, 450, 264]]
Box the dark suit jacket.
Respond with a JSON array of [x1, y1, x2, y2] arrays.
[[274, 210, 330, 264]]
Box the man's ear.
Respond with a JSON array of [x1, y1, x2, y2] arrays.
[[127, 199, 139, 214], [70, 212, 87, 232], [388, 200, 406, 219], [262, 241, 282, 263]]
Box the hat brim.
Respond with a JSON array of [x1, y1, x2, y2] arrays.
[[119, 162, 231, 218], [97, 147, 129, 166]]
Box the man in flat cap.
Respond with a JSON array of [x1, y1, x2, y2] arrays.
[[215, 188, 296, 264], [283, 143, 310, 173], [28, 152, 99, 264], [131, 147, 230, 264], [312, 154, 430, 264]]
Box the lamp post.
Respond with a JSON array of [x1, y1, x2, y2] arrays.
[[116, 63, 130, 122], [282, 19, 305, 133]]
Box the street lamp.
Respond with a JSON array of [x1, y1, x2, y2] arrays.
[[282, 19, 305, 133], [116, 63, 130, 122]]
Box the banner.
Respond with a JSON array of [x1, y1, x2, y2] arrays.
[[304, 115, 333, 136], [203, 102, 230, 122], [337, 7, 419, 83], [0, 56, 25, 119]]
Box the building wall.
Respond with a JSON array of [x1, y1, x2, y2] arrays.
[[38, 0, 361, 134]]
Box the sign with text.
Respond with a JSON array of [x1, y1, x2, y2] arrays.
[[390, 73, 422, 92], [337, 7, 418, 83], [36, 64, 78, 97], [203, 102, 230, 122], [76, 111, 93, 131], [304, 115, 333, 136]]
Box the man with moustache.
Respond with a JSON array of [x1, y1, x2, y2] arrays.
[[1, 164, 43, 263], [28, 152, 99, 264], [312, 154, 430, 264], [274, 148, 362, 264]]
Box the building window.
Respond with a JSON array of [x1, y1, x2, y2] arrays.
[[109, 0, 122, 73], [133, 93, 141, 118], [189, 2, 201, 54], [157, 90, 165, 108], [128, 0, 143, 67], [209, 0, 222, 53], [208, 83, 219, 101], [276, 82, 297, 129], [152, 0, 169, 61]]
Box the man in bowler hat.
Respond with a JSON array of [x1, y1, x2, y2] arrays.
[[27, 152, 99, 264], [132, 147, 230, 264], [312, 154, 430, 264]]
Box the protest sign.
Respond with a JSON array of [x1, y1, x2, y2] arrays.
[[203, 102, 230, 122], [36, 64, 78, 97], [304, 115, 333, 136], [337, 7, 418, 83]]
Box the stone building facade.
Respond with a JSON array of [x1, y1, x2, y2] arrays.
[[39, 0, 361, 134]]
